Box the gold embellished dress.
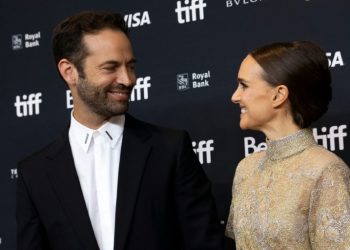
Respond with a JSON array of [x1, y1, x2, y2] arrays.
[[226, 129, 350, 249]]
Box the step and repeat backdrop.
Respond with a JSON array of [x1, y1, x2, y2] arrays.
[[0, 0, 349, 249]]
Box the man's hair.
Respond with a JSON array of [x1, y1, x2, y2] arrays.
[[250, 41, 332, 128], [52, 10, 128, 77]]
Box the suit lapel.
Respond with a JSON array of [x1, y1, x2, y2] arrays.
[[45, 131, 99, 250], [114, 114, 152, 250]]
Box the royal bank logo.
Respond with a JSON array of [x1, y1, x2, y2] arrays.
[[176, 70, 211, 91], [175, 0, 207, 24], [177, 73, 190, 91], [124, 11, 151, 28], [14, 92, 43, 117], [326, 51, 345, 68], [243, 125, 348, 156], [10, 168, 18, 179], [11, 31, 41, 50], [226, 0, 262, 7], [12, 34, 23, 50], [192, 139, 214, 164]]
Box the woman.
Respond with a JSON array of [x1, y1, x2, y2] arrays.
[[225, 41, 350, 249]]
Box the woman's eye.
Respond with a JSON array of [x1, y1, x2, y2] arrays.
[[238, 83, 247, 90]]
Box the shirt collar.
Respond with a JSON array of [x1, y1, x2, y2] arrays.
[[69, 111, 125, 153]]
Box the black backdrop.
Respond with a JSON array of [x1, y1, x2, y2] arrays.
[[1, 0, 349, 249]]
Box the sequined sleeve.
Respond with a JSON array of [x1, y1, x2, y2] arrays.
[[308, 162, 350, 249], [225, 180, 235, 240]]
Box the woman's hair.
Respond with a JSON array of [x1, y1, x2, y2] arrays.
[[250, 41, 332, 128]]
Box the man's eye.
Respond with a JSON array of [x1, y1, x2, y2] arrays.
[[103, 67, 116, 72]]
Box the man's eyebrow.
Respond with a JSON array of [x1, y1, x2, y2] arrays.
[[97, 60, 119, 68], [97, 58, 137, 68], [128, 58, 137, 64]]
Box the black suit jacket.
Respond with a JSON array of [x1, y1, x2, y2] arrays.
[[16, 114, 224, 250]]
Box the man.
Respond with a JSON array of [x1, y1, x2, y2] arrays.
[[16, 11, 223, 250]]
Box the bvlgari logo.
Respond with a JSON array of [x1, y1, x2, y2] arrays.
[[226, 0, 262, 7]]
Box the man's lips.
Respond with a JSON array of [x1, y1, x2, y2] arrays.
[[107, 90, 131, 101]]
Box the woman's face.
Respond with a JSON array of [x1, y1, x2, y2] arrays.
[[231, 55, 277, 131]]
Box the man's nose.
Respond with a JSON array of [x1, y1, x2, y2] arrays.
[[118, 67, 136, 87]]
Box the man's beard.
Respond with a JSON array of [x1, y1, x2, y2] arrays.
[[76, 77, 133, 118]]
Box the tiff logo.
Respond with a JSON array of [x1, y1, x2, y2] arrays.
[[10, 168, 18, 179], [130, 76, 151, 101], [175, 0, 207, 24], [14, 93, 42, 117], [313, 125, 347, 151], [192, 139, 214, 164]]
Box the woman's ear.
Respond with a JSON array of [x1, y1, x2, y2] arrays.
[[57, 59, 79, 87], [272, 84, 289, 108]]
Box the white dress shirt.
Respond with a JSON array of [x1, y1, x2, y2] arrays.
[[68, 112, 124, 250]]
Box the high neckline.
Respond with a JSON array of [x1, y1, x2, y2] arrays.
[[266, 129, 316, 161]]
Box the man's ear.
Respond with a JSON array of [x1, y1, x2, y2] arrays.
[[272, 84, 289, 108], [57, 59, 79, 87]]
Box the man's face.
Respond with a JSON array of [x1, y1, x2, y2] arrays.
[[75, 28, 136, 118]]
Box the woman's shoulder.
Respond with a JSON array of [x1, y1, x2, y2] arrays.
[[307, 145, 347, 165], [235, 151, 266, 178], [238, 150, 265, 165], [303, 144, 349, 174]]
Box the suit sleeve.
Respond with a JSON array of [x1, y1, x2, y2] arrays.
[[174, 132, 224, 250], [16, 163, 50, 250]]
